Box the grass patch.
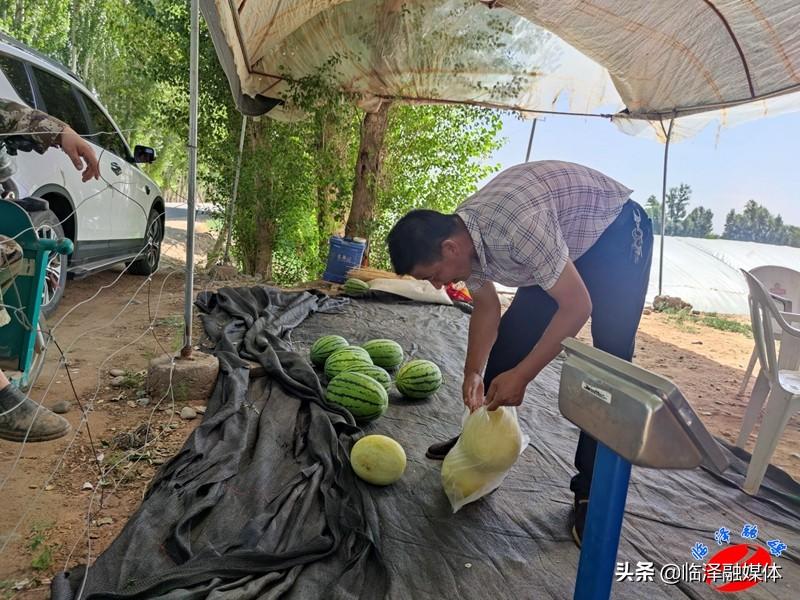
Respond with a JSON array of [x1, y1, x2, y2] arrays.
[[31, 546, 53, 571], [661, 307, 699, 333], [155, 315, 183, 328], [171, 329, 184, 352], [658, 307, 752, 337], [0, 580, 14, 599], [172, 380, 189, 402], [153, 315, 185, 352], [119, 370, 146, 389], [206, 217, 223, 233], [105, 449, 129, 466], [28, 521, 55, 571], [700, 313, 752, 337]]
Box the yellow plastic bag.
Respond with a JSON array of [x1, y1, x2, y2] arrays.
[[441, 407, 528, 512]]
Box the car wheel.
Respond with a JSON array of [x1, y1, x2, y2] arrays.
[[129, 208, 163, 276], [31, 209, 67, 317]]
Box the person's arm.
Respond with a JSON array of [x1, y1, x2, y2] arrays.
[[485, 260, 591, 410], [463, 281, 501, 411], [0, 98, 99, 181], [1, 98, 66, 148]]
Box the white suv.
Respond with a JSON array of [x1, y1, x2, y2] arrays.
[[0, 33, 164, 315]]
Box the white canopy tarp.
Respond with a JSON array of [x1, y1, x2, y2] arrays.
[[201, 0, 800, 139]]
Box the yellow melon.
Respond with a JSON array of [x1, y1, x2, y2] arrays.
[[441, 448, 498, 499], [350, 434, 407, 485], [459, 407, 523, 471]]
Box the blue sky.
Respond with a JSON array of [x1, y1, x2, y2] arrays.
[[482, 110, 800, 233]]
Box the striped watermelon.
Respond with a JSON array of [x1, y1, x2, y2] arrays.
[[346, 364, 392, 391], [326, 371, 388, 421], [396, 359, 442, 399], [310, 335, 349, 366], [343, 278, 369, 296], [362, 339, 404, 369], [324, 346, 373, 378]]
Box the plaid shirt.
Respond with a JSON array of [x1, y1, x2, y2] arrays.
[[456, 161, 632, 291]]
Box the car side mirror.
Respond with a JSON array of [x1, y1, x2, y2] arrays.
[[133, 145, 156, 164]]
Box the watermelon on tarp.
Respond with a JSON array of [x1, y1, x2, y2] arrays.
[[396, 359, 442, 399], [324, 346, 373, 378], [346, 364, 392, 391], [361, 339, 404, 369], [310, 335, 349, 366], [326, 371, 388, 421]]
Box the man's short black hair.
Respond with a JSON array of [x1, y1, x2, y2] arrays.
[[387, 209, 459, 275]]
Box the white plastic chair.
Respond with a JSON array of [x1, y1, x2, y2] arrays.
[[739, 270, 800, 495], [737, 266, 800, 398], [736, 266, 800, 450]]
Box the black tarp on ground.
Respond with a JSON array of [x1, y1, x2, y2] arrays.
[[58, 287, 799, 599]]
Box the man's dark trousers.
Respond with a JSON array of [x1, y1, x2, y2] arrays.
[[483, 199, 654, 501]]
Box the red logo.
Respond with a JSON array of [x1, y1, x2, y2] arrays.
[[769, 283, 787, 297], [705, 544, 773, 592]]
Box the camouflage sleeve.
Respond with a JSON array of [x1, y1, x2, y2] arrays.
[[0, 98, 67, 153]]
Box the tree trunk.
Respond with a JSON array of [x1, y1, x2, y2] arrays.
[[205, 222, 227, 269], [315, 114, 350, 269], [254, 217, 275, 280], [345, 101, 392, 261], [315, 120, 336, 268], [316, 184, 337, 267], [13, 0, 24, 30], [69, 1, 81, 73]]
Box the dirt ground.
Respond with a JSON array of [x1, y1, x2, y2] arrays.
[[1, 264, 797, 596]]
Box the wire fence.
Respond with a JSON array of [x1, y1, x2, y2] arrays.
[[0, 127, 236, 595]]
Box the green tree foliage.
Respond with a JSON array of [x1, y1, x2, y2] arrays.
[[723, 200, 799, 246], [682, 206, 714, 238], [664, 183, 691, 235], [644, 194, 662, 234], [3, 3, 505, 282], [644, 185, 714, 239], [281, 59, 361, 271], [370, 104, 503, 268], [232, 117, 317, 280]]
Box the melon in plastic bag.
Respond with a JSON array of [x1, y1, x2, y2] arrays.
[[441, 406, 528, 512], [460, 405, 524, 471]]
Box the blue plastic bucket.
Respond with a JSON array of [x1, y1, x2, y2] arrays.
[[323, 236, 366, 283]]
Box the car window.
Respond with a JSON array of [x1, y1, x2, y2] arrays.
[[0, 53, 35, 106], [31, 66, 90, 135], [79, 92, 130, 160]]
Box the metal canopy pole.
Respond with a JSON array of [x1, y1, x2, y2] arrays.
[[657, 118, 675, 297], [182, 0, 199, 357], [224, 115, 247, 264], [524, 118, 538, 162]]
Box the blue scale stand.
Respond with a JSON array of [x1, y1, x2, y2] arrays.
[[558, 338, 729, 600]]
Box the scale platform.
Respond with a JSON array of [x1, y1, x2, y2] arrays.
[[558, 338, 729, 600], [559, 338, 728, 472]]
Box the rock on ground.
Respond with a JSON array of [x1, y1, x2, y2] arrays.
[[147, 351, 219, 405]]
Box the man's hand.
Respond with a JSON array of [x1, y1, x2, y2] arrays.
[[485, 368, 528, 411], [462, 371, 484, 412], [58, 126, 100, 182]]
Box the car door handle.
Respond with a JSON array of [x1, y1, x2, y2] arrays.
[[110, 162, 122, 175]]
